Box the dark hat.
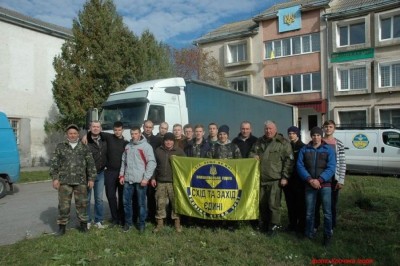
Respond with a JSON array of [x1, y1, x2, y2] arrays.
[[65, 124, 79, 132], [287, 126, 300, 137], [163, 132, 175, 141], [310, 126, 323, 136], [218, 125, 229, 135]]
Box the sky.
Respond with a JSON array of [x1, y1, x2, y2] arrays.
[[0, 0, 286, 48]]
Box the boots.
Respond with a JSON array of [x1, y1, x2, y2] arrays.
[[56, 224, 66, 236], [174, 218, 182, 233], [80, 222, 89, 233], [153, 219, 164, 233]]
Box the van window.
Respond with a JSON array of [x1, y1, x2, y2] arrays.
[[382, 131, 400, 148]]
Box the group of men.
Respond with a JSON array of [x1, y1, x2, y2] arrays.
[[49, 118, 345, 246]]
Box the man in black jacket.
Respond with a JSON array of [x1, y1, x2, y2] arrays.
[[283, 126, 305, 236], [86, 121, 108, 229], [232, 121, 258, 158], [101, 121, 129, 226]]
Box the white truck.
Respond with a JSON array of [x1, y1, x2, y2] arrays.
[[335, 125, 400, 175], [90, 77, 298, 138]]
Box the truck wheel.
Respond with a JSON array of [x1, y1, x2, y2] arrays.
[[0, 178, 7, 199]]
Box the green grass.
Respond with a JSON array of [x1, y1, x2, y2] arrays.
[[20, 171, 51, 183], [2, 175, 399, 265]]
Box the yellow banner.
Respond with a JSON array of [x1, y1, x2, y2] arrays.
[[171, 157, 259, 220]]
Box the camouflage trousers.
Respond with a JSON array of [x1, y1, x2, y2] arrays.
[[57, 184, 88, 225], [155, 183, 179, 220]]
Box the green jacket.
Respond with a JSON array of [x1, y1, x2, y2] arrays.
[[249, 134, 294, 184], [50, 140, 97, 185]]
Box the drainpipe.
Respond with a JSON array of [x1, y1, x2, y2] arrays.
[[324, 14, 331, 120]]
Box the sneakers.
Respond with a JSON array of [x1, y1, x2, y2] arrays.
[[94, 222, 107, 229], [267, 224, 280, 237], [87, 222, 92, 230]]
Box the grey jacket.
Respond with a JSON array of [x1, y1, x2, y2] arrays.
[[119, 136, 156, 183]]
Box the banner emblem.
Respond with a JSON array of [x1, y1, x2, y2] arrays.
[[188, 161, 241, 218]]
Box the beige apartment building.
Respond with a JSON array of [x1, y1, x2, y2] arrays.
[[195, 0, 400, 140]]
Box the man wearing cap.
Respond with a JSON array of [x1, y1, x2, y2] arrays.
[[283, 126, 305, 235], [297, 126, 336, 246], [50, 124, 97, 236], [207, 125, 241, 159], [249, 120, 294, 236], [151, 132, 186, 233]]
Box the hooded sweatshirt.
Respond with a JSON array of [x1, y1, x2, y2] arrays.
[[119, 136, 156, 184]]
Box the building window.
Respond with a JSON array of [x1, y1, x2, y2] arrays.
[[228, 77, 249, 93], [380, 109, 400, 128], [338, 22, 365, 47], [380, 14, 400, 41], [266, 72, 321, 95], [379, 62, 400, 88], [227, 43, 247, 63], [338, 110, 367, 125], [8, 118, 20, 144], [338, 66, 367, 91], [265, 32, 320, 59]]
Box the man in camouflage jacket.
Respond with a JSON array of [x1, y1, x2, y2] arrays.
[[50, 124, 97, 236], [249, 121, 294, 236]]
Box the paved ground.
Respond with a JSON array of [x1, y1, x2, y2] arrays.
[[0, 179, 110, 246]]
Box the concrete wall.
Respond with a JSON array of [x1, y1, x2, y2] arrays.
[[0, 21, 65, 166]]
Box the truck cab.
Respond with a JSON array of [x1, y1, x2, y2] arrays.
[[97, 78, 188, 138], [0, 111, 20, 198], [335, 124, 400, 176]]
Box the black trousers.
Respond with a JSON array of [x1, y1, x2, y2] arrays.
[[104, 169, 124, 223], [283, 177, 306, 233]]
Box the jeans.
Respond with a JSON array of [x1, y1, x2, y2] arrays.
[[123, 183, 147, 228], [315, 180, 339, 229], [87, 171, 105, 223], [305, 186, 332, 238]]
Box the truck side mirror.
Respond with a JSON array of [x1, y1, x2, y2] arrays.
[[86, 108, 98, 129]]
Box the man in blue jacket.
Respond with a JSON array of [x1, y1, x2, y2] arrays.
[[297, 126, 336, 246]]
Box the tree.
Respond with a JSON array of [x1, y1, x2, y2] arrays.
[[135, 30, 174, 81], [52, 0, 173, 128], [172, 47, 227, 87]]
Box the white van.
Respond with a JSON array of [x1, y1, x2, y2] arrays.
[[334, 125, 400, 176]]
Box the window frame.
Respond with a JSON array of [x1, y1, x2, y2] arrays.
[[8, 118, 20, 145], [227, 76, 250, 93], [378, 60, 400, 89], [264, 32, 320, 59], [334, 107, 369, 126], [265, 72, 321, 96], [335, 64, 368, 92], [333, 15, 370, 52], [224, 38, 251, 67], [375, 8, 400, 47], [333, 59, 373, 96]]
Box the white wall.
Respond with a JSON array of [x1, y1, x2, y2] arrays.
[[0, 21, 66, 166]]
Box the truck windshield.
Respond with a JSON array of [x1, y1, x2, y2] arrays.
[[99, 102, 147, 130]]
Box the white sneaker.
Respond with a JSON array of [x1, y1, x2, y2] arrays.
[[94, 222, 106, 229], [87, 222, 92, 230]]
